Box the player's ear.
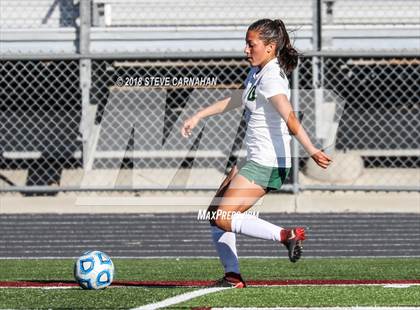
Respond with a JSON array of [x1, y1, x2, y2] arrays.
[[266, 43, 275, 54]]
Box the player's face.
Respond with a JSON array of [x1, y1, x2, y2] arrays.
[[244, 30, 276, 68]]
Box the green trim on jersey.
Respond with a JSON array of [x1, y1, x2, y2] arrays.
[[238, 160, 290, 191]]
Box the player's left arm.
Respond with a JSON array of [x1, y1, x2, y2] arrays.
[[269, 94, 332, 169]]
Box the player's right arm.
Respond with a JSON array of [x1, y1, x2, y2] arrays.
[[181, 91, 242, 137], [269, 93, 332, 169]]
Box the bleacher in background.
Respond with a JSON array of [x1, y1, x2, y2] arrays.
[[90, 0, 312, 27], [1, 0, 419, 29], [0, 0, 419, 54], [91, 0, 420, 27], [0, 0, 77, 28]]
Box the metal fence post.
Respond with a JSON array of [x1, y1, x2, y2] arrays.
[[312, 0, 322, 89], [292, 63, 300, 194], [312, 0, 326, 151], [312, 0, 321, 52], [79, 0, 92, 170]]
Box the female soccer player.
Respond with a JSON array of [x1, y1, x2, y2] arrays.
[[181, 19, 332, 288]]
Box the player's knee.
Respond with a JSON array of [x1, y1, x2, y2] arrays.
[[214, 216, 222, 228], [214, 210, 232, 231], [214, 217, 225, 230]]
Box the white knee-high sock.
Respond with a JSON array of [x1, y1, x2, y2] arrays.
[[211, 225, 240, 274], [231, 213, 283, 241]]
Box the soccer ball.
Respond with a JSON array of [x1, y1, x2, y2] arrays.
[[74, 250, 115, 289]]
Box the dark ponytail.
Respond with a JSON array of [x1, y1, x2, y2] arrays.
[[273, 19, 299, 75], [248, 19, 300, 75]]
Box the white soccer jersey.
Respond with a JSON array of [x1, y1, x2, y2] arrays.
[[242, 58, 292, 167]]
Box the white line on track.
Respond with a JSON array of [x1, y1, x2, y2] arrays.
[[131, 287, 231, 310], [383, 284, 416, 288]]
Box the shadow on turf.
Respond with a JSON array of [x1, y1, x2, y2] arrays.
[[11, 279, 215, 288], [6, 279, 420, 289]]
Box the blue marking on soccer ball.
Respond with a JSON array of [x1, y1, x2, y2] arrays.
[[79, 257, 95, 274], [79, 279, 92, 290], [97, 252, 112, 265], [96, 270, 111, 287]]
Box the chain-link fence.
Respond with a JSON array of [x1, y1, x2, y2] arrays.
[[1, 0, 419, 192], [297, 56, 419, 189], [1, 56, 419, 191], [0, 60, 82, 188]]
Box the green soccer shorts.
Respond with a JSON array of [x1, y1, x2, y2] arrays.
[[238, 160, 290, 191]]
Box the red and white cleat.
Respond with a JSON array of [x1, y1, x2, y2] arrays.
[[281, 227, 306, 263], [213, 272, 246, 288]]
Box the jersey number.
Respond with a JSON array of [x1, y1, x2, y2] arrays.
[[247, 85, 256, 101]]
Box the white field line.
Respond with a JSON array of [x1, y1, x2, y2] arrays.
[[1, 283, 419, 289], [383, 284, 416, 288], [131, 287, 231, 310], [40, 286, 76, 290], [0, 286, 75, 290]]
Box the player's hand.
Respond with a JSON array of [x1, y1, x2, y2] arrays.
[[311, 149, 332, 169], [181, 115, 200, 138]]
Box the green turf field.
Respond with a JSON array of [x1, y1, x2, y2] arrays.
[[0, 258, 419, 309]]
